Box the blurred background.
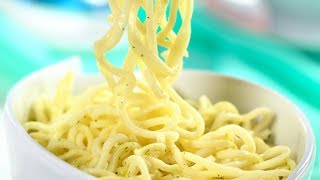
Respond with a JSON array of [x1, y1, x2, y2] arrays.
[[0, 0, 319, 178]]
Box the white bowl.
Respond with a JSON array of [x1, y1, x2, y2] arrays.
[[1, 58, 315, 179]]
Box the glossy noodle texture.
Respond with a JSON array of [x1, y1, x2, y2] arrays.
[[24, 0, 296, 179]]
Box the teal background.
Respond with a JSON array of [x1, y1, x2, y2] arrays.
[[0, 3, 319, 179]]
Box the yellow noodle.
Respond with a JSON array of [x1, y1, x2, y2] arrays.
[[24, 0, 296, 179]]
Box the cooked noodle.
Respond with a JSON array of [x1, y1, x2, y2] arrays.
[[24, 0, 296, 179]]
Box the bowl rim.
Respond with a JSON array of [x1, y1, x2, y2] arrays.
[[4, 69, 316, 179]]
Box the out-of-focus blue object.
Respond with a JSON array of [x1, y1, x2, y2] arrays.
[[204, 0, 320, 50], [20, 0, 108, 11], [1, 0, 111, 51], [0, 1, 319, 179]]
